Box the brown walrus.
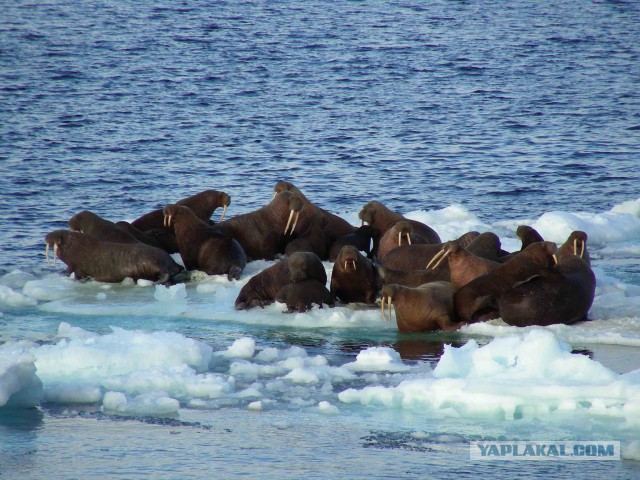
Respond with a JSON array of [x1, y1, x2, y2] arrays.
[[273, 181, 356, 243], [358, 200, 441, 255], [454, 241, 558, 323], [284, 215, 329, 259], [330, 245, 378, 304], [163, 204, 247, 280], [69, 210, 140, 244], [496, 254, 595, 327], [555, 231, 590, 266], [426, 240, 501, 290], [374, 262, 449, 288], [377, 221, 429, 260], [380, 231, 486, 271], [215, 191, 304, 261], [235, 251, 327, 309], [497, 225, 545, 264], [275, 280, 335, 313], [131, 190, 231, 252], [44, 229, 183, 284], [327, 225, 379, 261], [380, 282, 459, 332]]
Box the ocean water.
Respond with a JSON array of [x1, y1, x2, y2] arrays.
[[2, 0, 640, 478]]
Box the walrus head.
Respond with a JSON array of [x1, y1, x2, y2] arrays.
[[380, 284, 400, 322], [44, 229, 69, 265], [516, 225, 544, 250], [273, 181, 307, 203], [392, 221, 412, 247], [336, 245, 359, 272], [426, 240, 462, 270], [273, 191, 304, 236], [162, 204, 192, 228], [358, 201, 383, 226], [288, 251, 325, 283], [68, 210, 97, 233], [567, 231, 588, 259]]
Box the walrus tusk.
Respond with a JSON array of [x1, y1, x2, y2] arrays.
[[351, 260, 356, 270], [381, 296, 392, 322], [344, 260, 348, 271], [164, 214, 172, 228], [580, 241, 585, 259], [219, 204, 228, 223], [284, 210, 295, 235], [290, 211, 299, 235], [552, 254, 558, 265], [425, 249, 445, 269], [431, 250, 451, 270], [273, 191, 277, 199], [53, 244, 58, 266], [46, 243, 50, 265], [406, 233, 411, 245], [573, 239, 577, 256]]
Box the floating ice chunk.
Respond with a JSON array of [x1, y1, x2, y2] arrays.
[[318, 401, 339, 415], [22, 275, 77, 301], [44, 383, 102, 403], [0, 343, 43, 408], [533, 206, 640, 245], [0, 285, 38, 307], [339, 330, 639, 422], [248, 400, 262, 410], [154, 283, 187, 302], [217, 337, 256, 359], [344, 346, 410, 372], [611, 198, 640, 217], [102, 391, 179, 415], [0, 270, 36, 289]]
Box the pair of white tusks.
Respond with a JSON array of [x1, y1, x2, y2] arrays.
[[426, 248, 450, 270], [45, 243, 58, 266], [573, 239, 585, 258], [398, 232, 411, 246], [163, 205, 228, 228], [284, 210, 299, 235], [380, 296, 394, 322], [344, 260, 357, 271]]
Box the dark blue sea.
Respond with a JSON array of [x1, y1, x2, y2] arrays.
[[1, 1, 640, 478]]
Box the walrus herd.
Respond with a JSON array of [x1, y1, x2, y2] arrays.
[[44, 182, 596, 331]]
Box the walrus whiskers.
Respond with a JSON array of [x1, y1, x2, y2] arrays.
[[425, 248, 446, 269], [219, 204, 228, 222]]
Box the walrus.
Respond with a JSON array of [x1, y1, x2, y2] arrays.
[[215, 191, 304, 261], [328, 225, 379, 261], [131, 190, 231, 252], [163, 204, 247, 280], [330, 245, 378, 304], [69, 210, 140, 244], [275, 279, 335, 313], [273, 181, 356, 244], [380, 232, 488, 271], [235, 251, 327, 309], [358, 200, 441, 255], [497, 225, 545, 263], [377, 221, 429, 260], [375, 262, 449, 288], [380, 282, 459, 332], [114, 221, 169, 250], [454, 241, 558, 323], [284, 215, 329, 259], [44, 230, 183, 284], [425, 239, 501, 290], [496, 254, 595, 327], [555, 231, 590, 266]]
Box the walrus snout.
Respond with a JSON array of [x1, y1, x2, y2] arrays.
[[44, 231, 63, 266]]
